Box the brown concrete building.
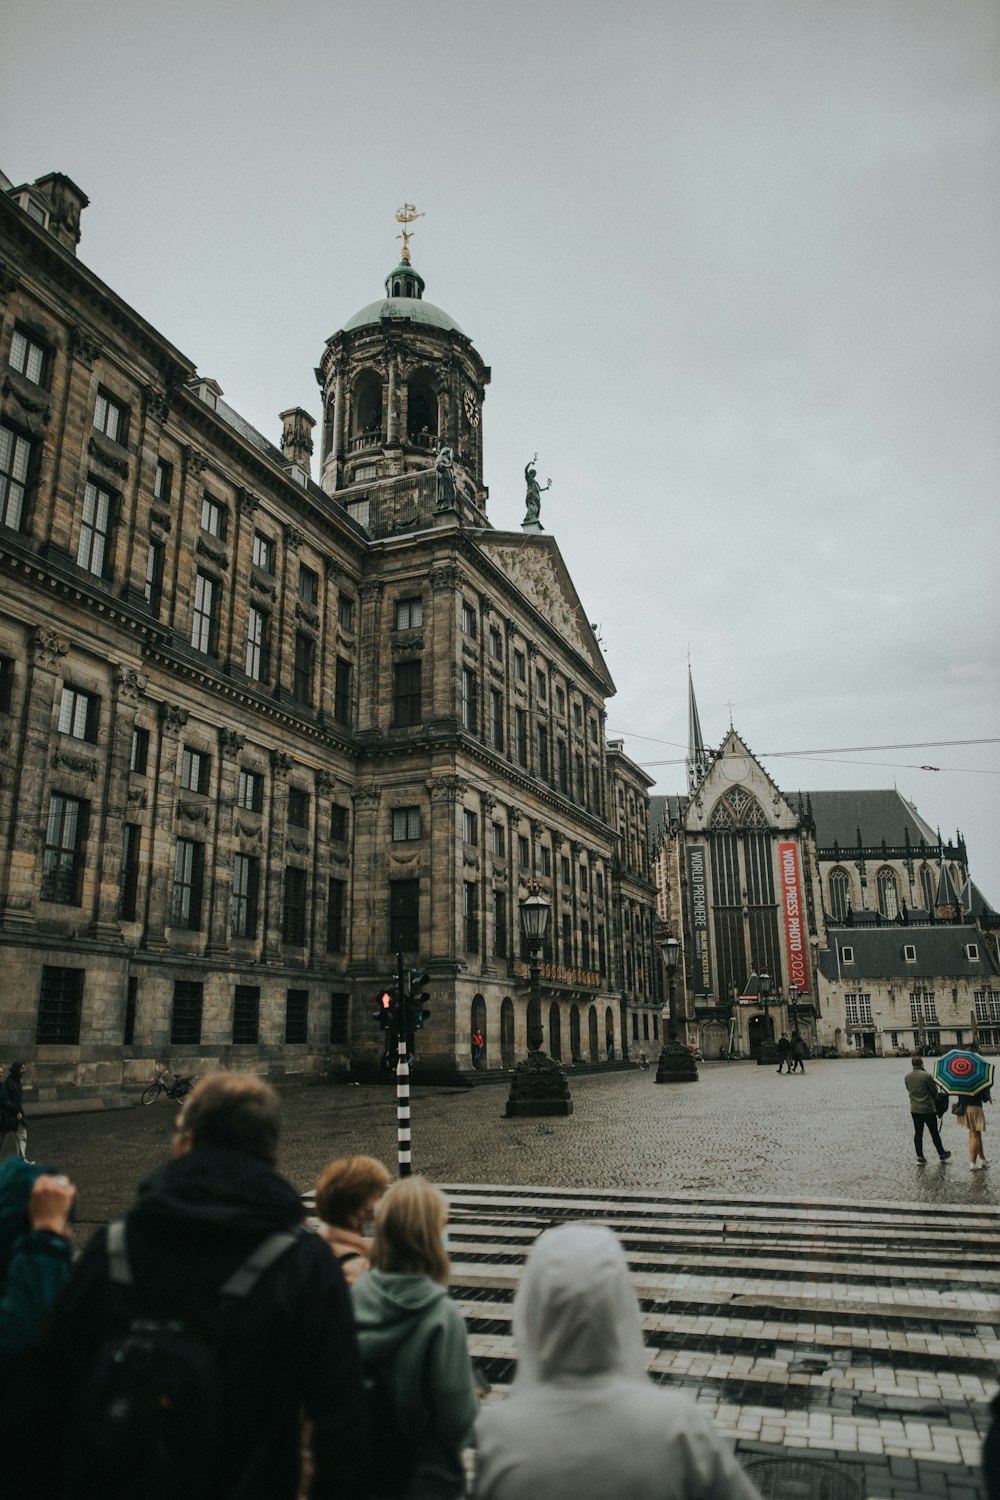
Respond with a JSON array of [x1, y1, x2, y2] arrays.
[[0, 169, 659, 1101]]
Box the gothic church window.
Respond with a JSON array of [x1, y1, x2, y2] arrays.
[[828, 867, 851, 921], [708, 788, 768, 829], [876, 866, 899, 920]]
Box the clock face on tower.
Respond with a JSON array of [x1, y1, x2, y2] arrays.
[[463, 389, 480, 427]]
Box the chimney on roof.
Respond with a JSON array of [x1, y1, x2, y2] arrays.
[[32, 173, 88, 253], [280, 408, 315, 478]]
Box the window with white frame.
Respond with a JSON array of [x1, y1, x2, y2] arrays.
[[839, 944, 854, 964], [965, 943, 980, 961], [237, 768, 263, 812], [395, 596, 422, 630], [489, 626, 502, 660], [391, 806, 421, 842], [903, 944, 917, 962], [58, 686, 98, 741], [845, 993, 873, 1026], [201, 494, 226, 539], [491, 822, 505, 858], [252, 531, 275, 573], [153, 458, 172, 504], [974, 991, 1000, 1024], [9, 327, 48, 386], [463, 809, 478, 845], [461, 600, 476, 637], [94, 390, 127, 444], [246, 604, 271, 681], [77, 479, 114, 576], [191, 571, 218, 653], [180, 745, 210, 794], [910, 992, 938, 1025], [0, 422, 33, 531]]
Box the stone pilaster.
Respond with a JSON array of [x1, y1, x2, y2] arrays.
[[357, 578, 384, 732], [206, 728, 245, 954], [429, 776, 466, 963], [262, 750, 291, 960], [142, 702, 188, 948], [89, 666, 147, 938], [0, 628, 69, 929]]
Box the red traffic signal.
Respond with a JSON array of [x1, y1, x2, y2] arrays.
[[374, 990, 396, 1029]]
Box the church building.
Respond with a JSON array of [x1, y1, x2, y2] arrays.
[[651, 675, 999, 1059], [0, 171, 661, 1101]]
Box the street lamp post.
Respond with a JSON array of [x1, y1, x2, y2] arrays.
[[655, 934, 698, 1084], [788, 984, 798, 1041], [506, 882, 573, 1117], [754, 969, 779, 1065]]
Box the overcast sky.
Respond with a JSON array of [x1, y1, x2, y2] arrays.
[[4, 0, 998, 900]]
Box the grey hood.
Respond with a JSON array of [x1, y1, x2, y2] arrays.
[[512, 1223, 648, 1388]]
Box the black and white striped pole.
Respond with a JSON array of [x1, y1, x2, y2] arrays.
[[395, 951, 412, 1178]]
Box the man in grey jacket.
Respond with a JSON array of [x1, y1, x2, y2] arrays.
[[905, 1055, 951, 1164]]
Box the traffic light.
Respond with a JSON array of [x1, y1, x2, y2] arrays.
[[406, 969, 431, 1031], [374, 989, 397, 1030]]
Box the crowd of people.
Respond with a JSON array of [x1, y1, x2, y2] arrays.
[[0, 1065, 996, 1497]]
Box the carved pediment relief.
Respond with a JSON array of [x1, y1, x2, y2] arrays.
[[177, 801, 210, 824], [2, 370, 50, 430], [479, 541, 591, 659]]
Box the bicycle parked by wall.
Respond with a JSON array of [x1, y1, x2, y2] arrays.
[[141, 1067, 195, 1106]]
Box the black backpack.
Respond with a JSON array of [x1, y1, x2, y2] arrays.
[[64, 1218, 302, 1500]]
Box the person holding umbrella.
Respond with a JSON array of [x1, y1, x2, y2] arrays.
[[932, 1049, 994, 1171]]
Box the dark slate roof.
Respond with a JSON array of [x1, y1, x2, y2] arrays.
[[789, 789, 939, 849], [818, 926, 999, 982]]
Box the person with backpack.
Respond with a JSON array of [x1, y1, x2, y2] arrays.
[[351, 1175, 479, 1499], [16, 1071, 372, 1500]]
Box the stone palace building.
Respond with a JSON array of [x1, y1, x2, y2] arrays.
[[0, 170, 661, 1101]]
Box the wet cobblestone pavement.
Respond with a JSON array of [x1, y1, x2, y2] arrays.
[[29, 1059, 1000, 1498]]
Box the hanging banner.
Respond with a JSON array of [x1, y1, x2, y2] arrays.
[[778, 841, 809, 994], [687, 846, 713, 995]]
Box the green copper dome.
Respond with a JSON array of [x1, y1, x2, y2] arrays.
[[342, 259, 465, 335]]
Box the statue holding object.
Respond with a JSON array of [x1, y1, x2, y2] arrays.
[[523, 454, 551, 527]]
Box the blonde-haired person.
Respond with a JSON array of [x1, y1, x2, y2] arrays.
[[352, 1175, 479, 1499], [315, 1154, 390, 1284]]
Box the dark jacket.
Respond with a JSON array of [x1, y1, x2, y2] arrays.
[[3, 1065, 25, 1126], [20, 1146, 372, 1499], [0, 1158, 73, 1356]]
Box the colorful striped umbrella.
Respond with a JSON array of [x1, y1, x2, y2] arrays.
[[932, 1049, 994, 1097]]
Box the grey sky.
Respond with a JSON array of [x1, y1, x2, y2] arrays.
[[4, 0, 998, 898]]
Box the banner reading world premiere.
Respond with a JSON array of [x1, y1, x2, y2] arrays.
[[687, 846, 713, 995], [778, 841, 809, 994]]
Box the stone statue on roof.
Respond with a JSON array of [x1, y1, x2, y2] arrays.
[[523, 454, 551, 528], [435, 445, 456, 508]]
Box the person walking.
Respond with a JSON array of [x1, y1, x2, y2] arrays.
[[904, 1056, 951, 1164], [955, 1086, 991, 1170], [476, 1224, 761, 1500], [352, 1175, 479, 1499], [18, 1071, 371, 1499], [315, 1154, 390, 1286], [471, 1028, 485, 1071], [775, 1035, 791, 1075], [789, 1033, 807, 1074], [1, 1062, 29, 1160]]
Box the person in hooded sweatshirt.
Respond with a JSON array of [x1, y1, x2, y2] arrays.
[[0, 1158, 77, 1355], [14, 1071, 371, 1500], [476, 1223, 762, 1500], [352, 1175, 479, 1500]]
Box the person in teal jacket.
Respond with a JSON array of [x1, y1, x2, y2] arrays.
[[351, 1176, 478, 1500], [0, 1157, 77, 1354]]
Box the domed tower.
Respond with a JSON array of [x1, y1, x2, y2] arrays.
[[317, 206, 490, 537]]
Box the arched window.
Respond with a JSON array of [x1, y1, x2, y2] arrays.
[[500, 997, 515, 1070], [471, 995, 486, 1043], [709, 788, 769, 830], [406, 371, 438, 445], [828, 867, 851, 922], [569, 1004, 581, 1061], [548, 1002, 561, 1060], [588, 1006, 599, 1062], [876, 866, 899, 920], [352, 370, 382, 438], [604, 1006, 615, 1059], [919, 863, 934, 910]]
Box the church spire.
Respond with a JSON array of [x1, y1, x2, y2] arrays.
[[687, 664, 711, 793]]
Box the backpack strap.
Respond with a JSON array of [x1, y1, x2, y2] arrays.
[[106, 1217, 133, 1287], [219, 1228, 301, 1298]]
